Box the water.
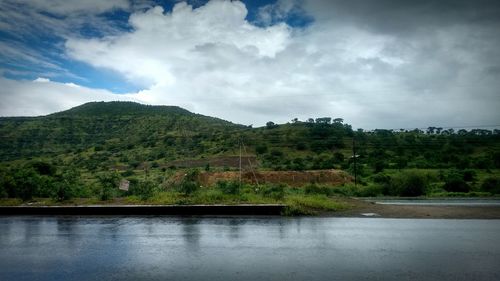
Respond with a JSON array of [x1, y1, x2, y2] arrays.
[[1, 216, 499, 281]]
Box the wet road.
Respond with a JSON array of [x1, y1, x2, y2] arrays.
[[372, 199, 500, 206], [1, 216, 499, 281]]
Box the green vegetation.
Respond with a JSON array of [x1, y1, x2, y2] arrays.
[[0, 101, 499, 214]]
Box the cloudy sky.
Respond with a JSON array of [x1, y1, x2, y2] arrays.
[[0, 0, 499, 129]]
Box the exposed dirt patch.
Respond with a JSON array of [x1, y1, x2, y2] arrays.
[[328, 198, 500, 219], [198, 170, 352, 187], [164, 156, 258, 169]]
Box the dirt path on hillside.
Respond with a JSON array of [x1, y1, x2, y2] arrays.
[[328, 198, 500, 219]]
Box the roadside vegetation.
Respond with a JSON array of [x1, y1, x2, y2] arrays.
[[0, 102, 499, 215]]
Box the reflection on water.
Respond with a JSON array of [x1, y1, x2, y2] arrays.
[[181, 218, 200, 251], [1, 216, 499, 281]]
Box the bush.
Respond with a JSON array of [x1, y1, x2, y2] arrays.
[[177, 169, 200, 195], [388, 170, 429, 196], [260, 184, 285, 200], [0, 168, 15, 198], [216, 181, 240, 195], [356, 184, 384, 197], [129, 179, 157, 200], [443, 179, 470, 193], [462, 169, 477, 182], [12, 168, 42, 201], [442, 169, 470, 193], [305, 184, 331, 196], [178, 181, 199, 195], [121, 170, 134, 177], [52, 169, 81, 201], [372, 173, 391, 184], [255, 145, 268, 154], [31, 161, 56, 176], [481, 177, 500, 194], [0, 183, 7, 198], [53, 181, 74, 201], [97, 172, 119, 201], [330, 184, 357, 197]]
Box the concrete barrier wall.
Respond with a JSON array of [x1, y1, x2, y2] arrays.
[[0, 205, 285, 216]]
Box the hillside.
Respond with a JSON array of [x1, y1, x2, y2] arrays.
[[0, 101, 245, 162], [0, 101, 499, 203]]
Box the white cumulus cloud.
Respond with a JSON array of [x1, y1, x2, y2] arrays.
[[0, 78, 134, 117], [1, 0, 499, 129]]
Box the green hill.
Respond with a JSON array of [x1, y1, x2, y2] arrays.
[[0, 101, 499, 202], [0, 101, 245, 162]]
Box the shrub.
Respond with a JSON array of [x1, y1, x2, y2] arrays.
[[372, 173, 391, 184], [0, 183, 7, 198], [388, 170, 429, 196], [12, 168, 42, 201], [178, 181, 198, 195], [255, 145, 268, 154], [442, 169, 470, 193], [481, 177, 500, 194], [139, 180, 157, 199], [0, 168, 15, 198], [305, 184, 331, 196], [356, 184, 384, 197], [462, 169, 477, 182], [260, 184, 285, 200], [331, 184, 357, 197], [97, 172, 119, 201], [129, 179, 157, 200], [216, 181, 240, 195], [53, 181, 74, 202], [52, 169, 81, 201], [443, 179, 470, 193], [121, 170, 134, 177], [177, 169, 200, 195], [31, 161, 56, 176]]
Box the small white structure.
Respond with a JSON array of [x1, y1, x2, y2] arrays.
[[119, 179, 130, 191]]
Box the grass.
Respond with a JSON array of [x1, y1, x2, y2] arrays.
[[284, 195, 349, 215], [0, 198, 22, 206], [0, 184, 352, 216], [428, 191, 494, 197]]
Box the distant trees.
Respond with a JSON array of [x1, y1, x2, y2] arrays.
[[0, 162, 85, 201], [266, 121, 278, 129]]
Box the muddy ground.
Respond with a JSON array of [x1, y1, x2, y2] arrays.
[[198, 170, 353, 187], [328, 198, 500, 219]]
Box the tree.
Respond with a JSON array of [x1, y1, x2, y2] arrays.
[[315, 117, 331, 124], [52, 168, 81, 201], [266, 121, 278, 129], [97, 172, 119, 201], [255, 144, 268, 154], [13, 168, 42, 201], [178, 169, 200, 195]]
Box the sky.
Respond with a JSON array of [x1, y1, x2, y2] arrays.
[[0, 0, 499, 129]]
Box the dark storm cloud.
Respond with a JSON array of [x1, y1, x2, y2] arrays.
[[305, 0, 500, 35]]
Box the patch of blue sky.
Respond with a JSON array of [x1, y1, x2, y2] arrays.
[[62, 61, 142, 93], [1, 0, 312, 94]]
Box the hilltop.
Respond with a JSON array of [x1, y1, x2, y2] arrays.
[[0, 101, 244, 161]]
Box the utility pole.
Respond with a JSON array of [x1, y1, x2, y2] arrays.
[[242, 141, 259, 188], [239, 138, 242, 188], [352, 137, 357, 187]]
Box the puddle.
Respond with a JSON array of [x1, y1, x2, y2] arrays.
[[361, 213, 380, 217]]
